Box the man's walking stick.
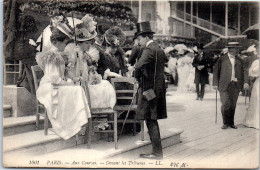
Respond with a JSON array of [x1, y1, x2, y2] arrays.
[[215, 89, 217, 124], [245, 90, 248, 105]]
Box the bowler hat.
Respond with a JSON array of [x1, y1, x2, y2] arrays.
[[135, 21, 155, 37], [225, 42, 242, 48]]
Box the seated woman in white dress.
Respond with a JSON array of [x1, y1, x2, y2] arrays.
[[243, 59, 259, 129], [64, 14, 116, 109], [36, 19, 91, 140]]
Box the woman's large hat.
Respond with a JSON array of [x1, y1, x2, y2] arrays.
[[104, 26, 126, 47], [135, 21, 155, 37], [50, 15, 74, 39], [75, 14, 97, 41]]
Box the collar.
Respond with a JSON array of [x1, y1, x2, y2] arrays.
[[228, 53, 235, 59], [146, 40, 154, 47]]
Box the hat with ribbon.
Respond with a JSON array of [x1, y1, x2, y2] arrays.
[[50, 15, 73, 39], [104, 26, 126, 47], [225, 42, 242, 48]]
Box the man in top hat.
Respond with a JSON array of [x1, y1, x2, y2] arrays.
[[134, 21, 167, 159], [213, 42, 249, 129], [192, 44, 210, 100]]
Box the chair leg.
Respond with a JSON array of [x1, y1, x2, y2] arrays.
[[36, 112, 40, 130], [141, 120, 144, 141], [87, 118, 92, 149], [133, 123, 136, 136], [44, 110, 48, 135], [76, 134, 79, 146], [114, 111, 118, 149]]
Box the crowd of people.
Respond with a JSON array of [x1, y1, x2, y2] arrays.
[[10, 7, 258, 160]]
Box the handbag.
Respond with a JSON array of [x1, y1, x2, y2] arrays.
[[143, 50, 158, 101]]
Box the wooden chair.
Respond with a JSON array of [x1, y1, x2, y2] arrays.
[[111, 77, 144, 141], [31, 65, 49, 135], [80, 80, 118, 149]]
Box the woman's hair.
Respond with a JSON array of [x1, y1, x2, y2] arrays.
[[50, 27, 70, 44]]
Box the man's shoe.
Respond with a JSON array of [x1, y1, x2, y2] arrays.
[[229, 125, 238, 129], [200, 97, 203, 101], [140, 154, 163, 160], [196, 97, 199, 100], [221, 125, 228, 129]]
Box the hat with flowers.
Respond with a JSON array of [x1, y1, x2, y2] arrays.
[[104, 26, 126, 47]]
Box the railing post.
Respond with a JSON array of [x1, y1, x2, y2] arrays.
[[225, 1, 228, 37], [238, 2, 241, 35], [183, 1, 186, 36], [210, 1, 212, 30], [196, 1, 198, 24], [138, 0, 142, 22], [191, 1, 193, 37]]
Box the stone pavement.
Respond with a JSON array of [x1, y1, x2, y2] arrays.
[[4, 85, 258, 168]]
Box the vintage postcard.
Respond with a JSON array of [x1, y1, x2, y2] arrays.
[[2, 0, 259, 168]]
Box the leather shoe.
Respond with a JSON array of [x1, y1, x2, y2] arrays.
[[196, 97, 199, 100], [221, 125, 228, 129], [229, 125, 237, 129], [140, 154, 163, 160]]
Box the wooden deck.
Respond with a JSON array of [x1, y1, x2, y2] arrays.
[[134, 86, 259, 169]]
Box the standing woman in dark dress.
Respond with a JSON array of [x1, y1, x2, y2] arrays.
[[100, 26, 128, 79]]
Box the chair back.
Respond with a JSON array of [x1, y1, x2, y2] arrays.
[[110, 77, 138, 106], [31, 65, 44, 91]]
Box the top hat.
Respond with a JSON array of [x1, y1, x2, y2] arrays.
[[226, 42, 242, 48], [135, 21, 155, 37]]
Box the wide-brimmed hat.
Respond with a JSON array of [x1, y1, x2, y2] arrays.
[[104, 26, 126, 47], [247, 44, 256, 53], [75, 14, 97, 41], [50, 15, 73, 39], [135, 21, 155, 37], [225, 42, 242, 48], [75, 23, 97, 41]]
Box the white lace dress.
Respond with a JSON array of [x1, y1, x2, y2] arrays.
[[244, 59, 259, 129], [36, 51, 91, 140]]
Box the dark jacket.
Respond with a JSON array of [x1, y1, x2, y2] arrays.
[[94, 43, 107, 76], [192, 53, 209, 85], [135, 42, 167, 120], [213, 54, 247, 92], [128, 45, 143, 66]]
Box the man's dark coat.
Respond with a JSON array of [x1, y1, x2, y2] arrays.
[[192, 53, 209, 85], [213, 54, 247, 92], [135, 42, 167, 120]]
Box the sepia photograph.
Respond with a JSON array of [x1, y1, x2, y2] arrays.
[[2, 0, 259, 168]]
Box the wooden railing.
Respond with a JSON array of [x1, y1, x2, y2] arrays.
[[173, 9, 237, 36], [4, 60, 21, 85]]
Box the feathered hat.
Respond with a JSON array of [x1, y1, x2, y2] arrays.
[[75, 14, 97, 41], [104, 26, 126, 47]]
